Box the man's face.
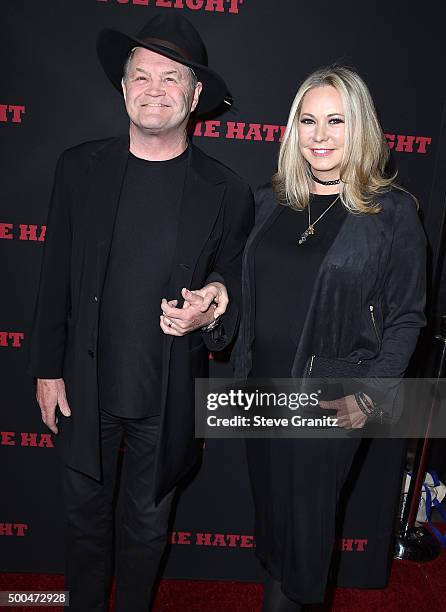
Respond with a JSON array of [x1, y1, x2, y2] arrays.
[[122, 47, 202, 136]]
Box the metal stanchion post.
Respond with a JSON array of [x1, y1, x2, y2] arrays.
[[394, 315, 446, 561]]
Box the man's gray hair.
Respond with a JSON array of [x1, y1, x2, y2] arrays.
[[122, 48, 138, 82]]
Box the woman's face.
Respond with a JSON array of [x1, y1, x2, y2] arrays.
[[298, 85, 345, 181]]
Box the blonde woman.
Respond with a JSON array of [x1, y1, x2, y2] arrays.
[[233, 66, 426, 610]]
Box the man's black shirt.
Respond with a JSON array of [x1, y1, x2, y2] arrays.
[[98, 148, 188, 417]]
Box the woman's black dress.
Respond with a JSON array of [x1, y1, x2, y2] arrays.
[[247, 195, 361, 604]]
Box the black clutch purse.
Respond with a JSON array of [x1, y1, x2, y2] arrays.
[[303, 355, 369, 379], [302, 355, 370, 402]]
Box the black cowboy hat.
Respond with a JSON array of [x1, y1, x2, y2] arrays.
[[97, 13, 230, 116]]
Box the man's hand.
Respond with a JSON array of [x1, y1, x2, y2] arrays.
[[160, 283, 228, 337], [36, 378, 71, 435], [319, 394, 368, 430]]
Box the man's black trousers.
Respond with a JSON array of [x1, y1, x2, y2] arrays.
[[63, 409, 174, 611]]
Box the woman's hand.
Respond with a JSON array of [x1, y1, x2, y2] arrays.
[[183, 282, 228, 318], [319, 394, 368, 429]]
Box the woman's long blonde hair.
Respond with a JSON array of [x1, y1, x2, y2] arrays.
[[273, 66, 396, 213]]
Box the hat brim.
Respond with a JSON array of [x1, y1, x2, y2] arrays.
[[97, 28, 230, 117]]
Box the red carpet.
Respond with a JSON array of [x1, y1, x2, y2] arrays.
[[1, 551, 446, 611]]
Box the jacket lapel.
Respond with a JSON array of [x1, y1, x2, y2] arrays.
[[86, 135, 129, 297], [168, 144, 226, 299]]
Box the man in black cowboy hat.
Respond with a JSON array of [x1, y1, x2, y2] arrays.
[[28, 13, 253, 611]]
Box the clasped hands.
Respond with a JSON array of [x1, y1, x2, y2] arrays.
[[160, 282, 228, 336]]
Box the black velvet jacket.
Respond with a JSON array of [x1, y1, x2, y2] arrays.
[[233, 185, 427, 406]]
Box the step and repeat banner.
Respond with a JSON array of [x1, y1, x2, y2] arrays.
[[1, 0, 445, 590]]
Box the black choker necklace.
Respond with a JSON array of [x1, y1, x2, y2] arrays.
[[310, 168, 340, 186]]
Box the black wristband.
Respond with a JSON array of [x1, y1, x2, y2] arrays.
[[354, 391, 383, 423]]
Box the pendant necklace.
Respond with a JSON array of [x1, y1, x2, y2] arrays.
[[298, 194, 340, 245]]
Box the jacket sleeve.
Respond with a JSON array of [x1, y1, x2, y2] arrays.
[[365, 192, 427, 414], [27, 152, 72, 379], [369, 193, 427, 377], [202, 180, 254, 351]]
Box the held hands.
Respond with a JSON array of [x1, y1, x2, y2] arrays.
[[160, 282, 228, 337], [36, 378, 71, 434], [319, 394, 368, 430]]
